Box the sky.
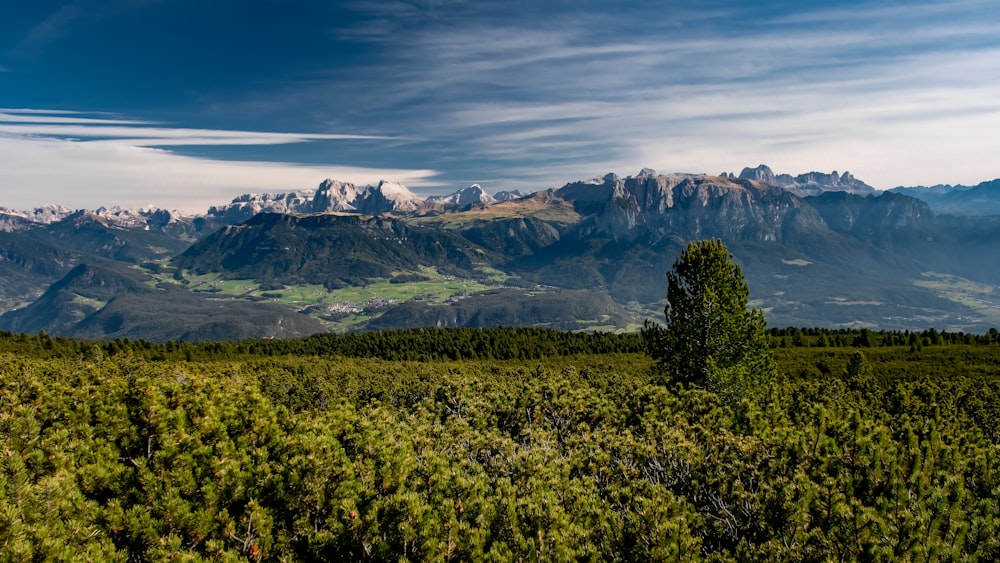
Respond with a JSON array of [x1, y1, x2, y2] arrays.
[[2, 0, 1000, 212]]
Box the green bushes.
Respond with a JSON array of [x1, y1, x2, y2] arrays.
[[1, 339, 999, 560]]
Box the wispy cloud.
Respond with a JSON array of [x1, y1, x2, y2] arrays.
[[0, 109, 394, 145], [311, 0, 1000, 189], [5, 0, 1000, 208], [0, 109, 438, 212], [0, 109, 150, 125]]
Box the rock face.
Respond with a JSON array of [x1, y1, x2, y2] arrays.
[[311, 180, 361, 212], [736, 164, 779, 184], [735, 164, 877, 197], [556, 172, 828, 242], [358, 180, 423, 214]]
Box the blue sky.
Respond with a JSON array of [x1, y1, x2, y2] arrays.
[[2, 0, 1000, 211]]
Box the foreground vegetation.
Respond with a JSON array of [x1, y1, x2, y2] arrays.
[[1, 328, 999, 561]]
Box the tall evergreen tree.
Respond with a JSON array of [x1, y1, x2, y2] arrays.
[[643, 239, 774, 400]]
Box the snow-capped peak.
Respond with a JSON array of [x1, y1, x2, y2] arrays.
[[426, 184, 496, 207]]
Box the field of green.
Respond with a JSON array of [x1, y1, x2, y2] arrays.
[[1, 328, 998, 560], [915, 271, 1000, 325], [146, 265, 507, 331]]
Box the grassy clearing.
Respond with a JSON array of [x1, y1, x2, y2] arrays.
[[474, 265, 509, 284], [143, 265, 505, 330], [408, 199, 581, 228], [69, 294, 107, 310], [825, 298, 884, 306], [326, 313, 372, 332], [260, 284, 331, 305], [326, 266, 495, 302], [915, 272, 1000, 324]]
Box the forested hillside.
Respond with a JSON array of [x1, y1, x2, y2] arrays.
[[1, 328, 999, 560]]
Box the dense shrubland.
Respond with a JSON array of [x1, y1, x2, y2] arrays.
[[1, 327, 999, 561]]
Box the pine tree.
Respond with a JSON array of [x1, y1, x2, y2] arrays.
[[643, 239, 774, 401]]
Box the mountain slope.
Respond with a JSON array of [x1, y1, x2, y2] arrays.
[[0, 230, 91, 312], [3, 166, 999, 338], [20, 211, 199, 263], [0, 262, 156, 335], [0, 210, 211, 313], [0, 260, 325, 341], [365, 288, 635, 331], [69, 292, 325, 342], [172, 212, 498, 289]]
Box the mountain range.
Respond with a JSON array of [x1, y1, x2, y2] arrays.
[[1, 164, 998, 341], [889, 179, 1000, 216]]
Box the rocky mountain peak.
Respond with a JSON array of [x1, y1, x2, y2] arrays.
[[734, 164, 876, 196], [0, 211, 36, 232], [494, 189, 525, 202], [363, 180, 422, 214], [0, 205, 75, 229], [552, 170, 820, 243], [373, 179, 410, 196], [205, 178, 425, 222], [426, 184, 496, 207], [313, 179, 360, 212], [739, 164, 777, 184]]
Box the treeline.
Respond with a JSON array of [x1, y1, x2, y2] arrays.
[[260, 327, 646, 360], [2, 348, 1000, 560], [0, 325, 997, 363], [0, 327, 646, 362], [770, 326, 1000, 348]]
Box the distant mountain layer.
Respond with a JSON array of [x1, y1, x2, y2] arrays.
[[4, 165, 995, 235], [205, 179, 424, 223], [730, 164, 877, 197], [2, 165, 999, 340], [426, 184, 495, 207], [889, 179, 1000, 216]]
